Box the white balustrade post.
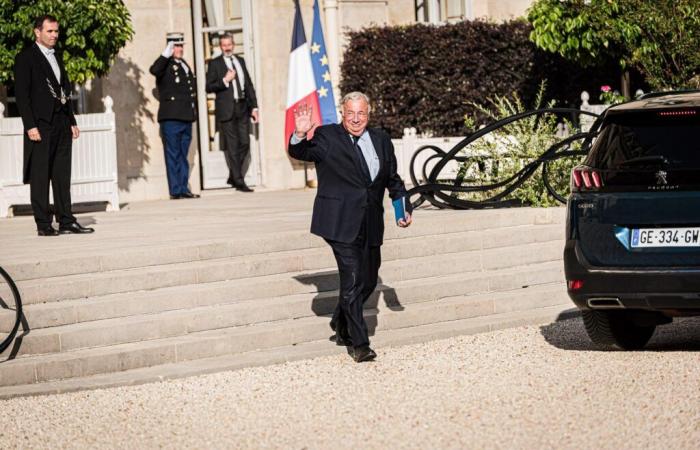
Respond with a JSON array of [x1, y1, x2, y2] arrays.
[[581, 91, 591, 110], [102, 95, 114, 114]]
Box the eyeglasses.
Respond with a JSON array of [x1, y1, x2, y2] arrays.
[[342, 111, 368, 119]]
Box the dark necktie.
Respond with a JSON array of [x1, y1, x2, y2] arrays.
[[228, 57, 243, 100], [352, 135, 372, 182]]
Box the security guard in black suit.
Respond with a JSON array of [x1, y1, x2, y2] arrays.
[[205, 33, 259, 192], [14, 14, 94, 236], [149, 32, 199, 199]]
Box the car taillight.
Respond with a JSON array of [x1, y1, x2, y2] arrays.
[[567, 280, 584, 291], [571, 167, 603, 191]]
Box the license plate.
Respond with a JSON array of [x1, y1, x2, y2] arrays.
[[631, 227, 700, 248]]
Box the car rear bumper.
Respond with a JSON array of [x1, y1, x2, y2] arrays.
[[564, 240, 700, 314]]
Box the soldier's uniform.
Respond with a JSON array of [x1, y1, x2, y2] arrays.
[[149, 32, 198, 199]]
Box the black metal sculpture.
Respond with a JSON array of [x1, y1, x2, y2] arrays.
[[406, 108, 605, 209], [0, 266, 22, 355]]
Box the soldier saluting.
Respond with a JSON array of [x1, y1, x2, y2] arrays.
[[149, 32, 199, 200]]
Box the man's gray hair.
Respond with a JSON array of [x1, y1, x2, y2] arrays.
[[341, 91, 371, 113], [219, 33, 234, 44]]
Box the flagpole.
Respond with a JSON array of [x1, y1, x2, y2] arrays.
[[323, 0, 340, 107]]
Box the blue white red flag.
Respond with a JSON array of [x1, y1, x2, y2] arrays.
[[285, 0, 321, 148]]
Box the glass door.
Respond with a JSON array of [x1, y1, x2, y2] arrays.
[[193, 0, 260, 189]]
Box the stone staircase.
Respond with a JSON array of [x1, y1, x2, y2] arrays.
[[0, 204, 571, 397]]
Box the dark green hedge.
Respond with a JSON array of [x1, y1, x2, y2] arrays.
[[340, 19, 645, 138]]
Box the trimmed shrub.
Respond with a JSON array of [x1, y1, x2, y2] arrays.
[[340, 19, 644, 138]]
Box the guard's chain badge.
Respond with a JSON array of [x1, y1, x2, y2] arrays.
[[46, 78, 68, 104]]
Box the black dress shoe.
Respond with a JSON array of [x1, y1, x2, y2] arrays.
[[170, 194, 183, 200], [37, 227, 59, 237], [235, 184, 254, 193], [335, 327, 353, 347], [58, 222, 95, 234], [353, 345, 377, 363], [180, 192, 200, 199]]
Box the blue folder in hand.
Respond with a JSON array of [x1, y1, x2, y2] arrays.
[[392, 197, 406, 222]]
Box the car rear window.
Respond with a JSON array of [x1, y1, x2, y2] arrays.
[[587, 111, 700, 170]]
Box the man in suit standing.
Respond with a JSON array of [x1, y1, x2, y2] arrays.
[[14, 15, 94, 236], [150, 32, 200, 200], [205, 34, 258, 192], [289, 92, 413, 362]]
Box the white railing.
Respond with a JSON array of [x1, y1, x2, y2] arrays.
[[579, 91, 608, 132], [391, 128, 463, 183], [0, 96, 119, 218]]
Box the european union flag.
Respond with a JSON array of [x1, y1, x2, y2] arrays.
[[311, 0, 338, 125]]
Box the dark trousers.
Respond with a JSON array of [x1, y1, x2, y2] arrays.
[[219, 102, 250, 186], [30, 112, 76, 229], [326, 225, 382, 348], [160, 120, 192, 196]]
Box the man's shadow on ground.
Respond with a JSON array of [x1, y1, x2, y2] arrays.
[[540, 311, 700, 352], [294, 270, 404, 341]]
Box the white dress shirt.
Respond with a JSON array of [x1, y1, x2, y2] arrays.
[[176, 59, 189, 75], [223, 55, 245, 99], [351, 131, 380, 181], [37, 42, 60, 83]]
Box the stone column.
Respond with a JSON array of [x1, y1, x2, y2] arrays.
[[323, 0, 340, 100]]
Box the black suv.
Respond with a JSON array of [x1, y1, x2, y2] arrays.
[[565, 91, 700, 349]]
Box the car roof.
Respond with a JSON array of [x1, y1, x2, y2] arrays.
[[608, 91, 700, 113]]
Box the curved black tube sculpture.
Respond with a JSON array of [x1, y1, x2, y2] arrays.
[[0, 266, 22, 355], [406, 108, 605, 209]]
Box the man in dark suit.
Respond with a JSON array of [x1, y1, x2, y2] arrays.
[[150, 32, 199, 200], [205, 34, 258, 192], [14, 15, 94, 236], [289, 92, 413, 362]]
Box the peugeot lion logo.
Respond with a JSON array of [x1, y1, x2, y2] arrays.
[[655, 170, 668, 185]]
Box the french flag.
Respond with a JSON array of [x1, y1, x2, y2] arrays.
[[285, 0, 321, 148]]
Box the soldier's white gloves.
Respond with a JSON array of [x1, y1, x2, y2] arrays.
[[162, 42, 175, 58]]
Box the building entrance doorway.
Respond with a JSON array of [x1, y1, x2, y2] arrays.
[[193, 0, 260, 189]]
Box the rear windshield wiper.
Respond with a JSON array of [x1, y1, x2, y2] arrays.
[[618, 155, 669, 168]]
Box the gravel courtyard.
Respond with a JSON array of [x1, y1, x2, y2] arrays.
[[1, 316, 698, 449]]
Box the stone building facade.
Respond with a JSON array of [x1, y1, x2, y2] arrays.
[[84, 0, 534, 202]]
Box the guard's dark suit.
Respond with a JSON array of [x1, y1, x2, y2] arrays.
[[149, 55, 197, 197], [205, 54, 258, 186], [14, 43, 78, 229], [289, 123, 411, 348]]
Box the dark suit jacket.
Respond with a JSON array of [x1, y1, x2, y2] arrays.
[[14, 43, 77, 184], [149, 56, 197, 123], [288, 124, 411, 246], [205, 54, 258, 121]]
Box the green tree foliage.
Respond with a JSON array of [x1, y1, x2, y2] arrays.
[[629, 1, 700, 90], [0, 0, 134, 85], [528, 0, 700, 90]]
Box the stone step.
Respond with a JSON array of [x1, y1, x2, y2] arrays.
[[14, 233, 564, 306], [0, 303, 579, 400], [4, 208, 564, 282], [4, 261, 565, 358], [4, 253, 565, 336], [0, 283, 571, 388], [5, 235, 564, 332]]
